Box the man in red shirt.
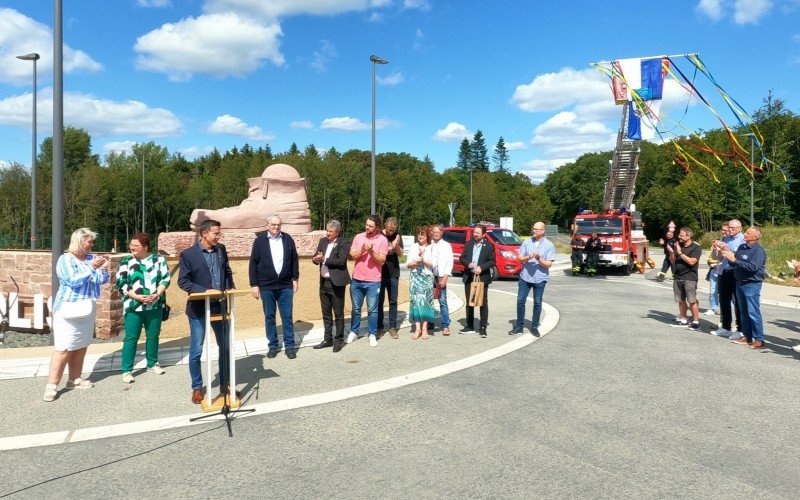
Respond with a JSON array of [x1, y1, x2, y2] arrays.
[[347, 215, 388, 347]]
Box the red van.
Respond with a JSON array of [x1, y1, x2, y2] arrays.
[[442, 225, 523, 279]]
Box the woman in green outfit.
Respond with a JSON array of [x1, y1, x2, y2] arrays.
[[116, 233, 171, 383], [406, 226, 436, 339]]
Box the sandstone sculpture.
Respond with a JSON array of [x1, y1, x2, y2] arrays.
[[189, 163, 312, 234]]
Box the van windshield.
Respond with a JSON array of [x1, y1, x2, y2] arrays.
[[488, 229, 522, 246]]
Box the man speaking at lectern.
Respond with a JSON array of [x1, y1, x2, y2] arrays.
[[178, 219, 236, 404]]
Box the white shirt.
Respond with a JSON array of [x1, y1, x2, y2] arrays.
[[321, 239, 336, 278], [268, 232, 284, 274], [406, 243, 435, 275], [431, 238, 453, 277]]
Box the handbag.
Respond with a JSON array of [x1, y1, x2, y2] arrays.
[[60, 299, 94, 320], [433, 276, 441, 300], [468, 280, 484, 307], [161, 304, 171, 322]]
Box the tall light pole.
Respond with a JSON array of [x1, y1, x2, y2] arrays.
[[16, 52, 40, 250], [370, 54, 388, 215], [52, 0, 65, 297], [140, 151, 147, 233], [743, 133, 756, 227], [469, 167, 473, 224]]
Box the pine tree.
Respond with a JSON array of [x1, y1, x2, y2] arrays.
[[288, 142, 300, 156], [457, 138, 471, 171], [470, 130, 489, 172], [493, 136, 509, 173]]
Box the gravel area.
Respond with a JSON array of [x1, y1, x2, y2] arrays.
[[0, 330, 120, 349]]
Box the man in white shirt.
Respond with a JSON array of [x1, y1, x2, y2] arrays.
[[431, 225, 454, 335]]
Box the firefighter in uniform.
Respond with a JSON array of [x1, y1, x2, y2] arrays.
[[570, 232, 585, 275], [584, 231, 602, 276]]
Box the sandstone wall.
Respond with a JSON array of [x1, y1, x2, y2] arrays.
[[158, 230, 326, 257]]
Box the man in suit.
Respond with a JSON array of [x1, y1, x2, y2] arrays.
[[249, 214, 300, 360], [178, 219, 236, 404], [311, 220, 351, 353], [458, 224, 496, 338]]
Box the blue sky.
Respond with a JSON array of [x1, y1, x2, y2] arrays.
[[1, 0, 799, 183]]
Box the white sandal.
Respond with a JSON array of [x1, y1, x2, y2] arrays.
[[66, 377, 94, 389], [43, 383, 58, 402]]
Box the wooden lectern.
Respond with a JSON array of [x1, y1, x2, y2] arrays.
[[186, 289, 250, 412]]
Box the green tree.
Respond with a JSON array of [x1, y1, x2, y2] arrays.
[[492, 136, 509, 173], [470, 130, 489, 172], [457, 138, 471, 171]]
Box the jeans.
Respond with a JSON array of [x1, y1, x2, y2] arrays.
[[708, 270, 720, 311], [350, 279, 380, 336], [378, 275, 400, 329], [516, 279, 546, 330], [260, 288, 295, 350], [188, 315, 229, 391], [121, 308, 163, 373], [736, 282, 764, 342], [437, 280, 450, 328]]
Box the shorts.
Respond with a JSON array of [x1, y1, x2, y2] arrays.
[[673, 279, 698, 304]]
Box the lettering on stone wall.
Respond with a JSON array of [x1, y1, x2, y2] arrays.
[[0, 293, 52, 331]]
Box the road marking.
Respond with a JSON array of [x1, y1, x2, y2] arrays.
[[0, 299, 559, 451]]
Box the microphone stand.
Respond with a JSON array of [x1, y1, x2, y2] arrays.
[[190, 246, 253, 436]]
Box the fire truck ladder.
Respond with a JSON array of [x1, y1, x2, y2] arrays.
[[602, 101, 641, 211]]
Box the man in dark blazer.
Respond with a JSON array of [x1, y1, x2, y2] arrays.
[[311, 220, 351, 352], [458, 224, 496, 338], [178, 219, 236, 404], [249, 214, 300, 360]]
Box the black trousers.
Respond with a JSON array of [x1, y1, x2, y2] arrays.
[[571, 250, 583, 268], [718, 269, 741, 331], [320, 278, 347, 343], [660, 256, 673, 274], [464, 281, 489, 330], [586, 252, 599, 270]]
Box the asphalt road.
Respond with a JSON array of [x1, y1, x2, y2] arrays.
[[2, 269, 799, 499]]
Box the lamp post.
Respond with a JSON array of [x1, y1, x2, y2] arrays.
[[140, 151, 147, 233], [52, 0, 65, 297], [742, 133, 756, 227], [16, 53, 40, 250], [370, 54, 388, 215], [469, 167, 473, 224]]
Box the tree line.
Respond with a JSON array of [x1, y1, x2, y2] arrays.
[[0, 93, 797, 249]]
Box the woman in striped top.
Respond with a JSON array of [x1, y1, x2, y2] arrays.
[[43, 228, 110, 402], [116, 233, 171, 384]]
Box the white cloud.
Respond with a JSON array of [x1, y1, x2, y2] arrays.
[[0, 8, 103, 86], [311, 40, 337, 72], [320, 116, 396, 131], [377, 71, 404, 86], [696, 0, 724, 20], [518, 159, 573, 184], [734, 0, 772, 23], [137, 0, 172, 7], [531, 111, 616, 158], [0, 88, 182, 137], [413, 28, 424, 51], [178, 146, 216, 158], [433, 122, 473, 142], [207, 114, 274, 141], [203, 0, 383, 19], [512, 67, 609, 113], [290, 120, 314, 129], [134, 13, 284, 81], [103, 141, 138, 154], [403, 0, 431, 11], [368, 12, 384, 22], [0, 160, 12, 170], [696, 0, 774, 23], [504, 141, 527, 151]]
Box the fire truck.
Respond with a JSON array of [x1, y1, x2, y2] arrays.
[[571, 101, 654, 275]]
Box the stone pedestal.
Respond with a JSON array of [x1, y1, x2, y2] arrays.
[[157, 230, 326, 258]]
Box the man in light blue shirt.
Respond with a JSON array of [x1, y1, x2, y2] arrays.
[[712, 219, 745, 338], [511, 222, 555, 337]]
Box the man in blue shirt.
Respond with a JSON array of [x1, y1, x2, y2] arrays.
[[712, 219, 745, 339], [723, 226, 767, 349], [510, 222, 555, 337]]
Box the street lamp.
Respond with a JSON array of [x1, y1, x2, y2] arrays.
[[469, 166, 473, 224], [743, 133, 756, 227], [52, 0, 65, 298], [370, 54, 388, 215], [17, 52, 40, 250], [139, 151, 147, 233]]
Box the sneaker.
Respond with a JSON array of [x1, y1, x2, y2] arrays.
[[688, 322, 701, 331], [750, 340, 766, 350], [530, 328, 540, 337], [732, 337, 752, 345], [728, 331, 744, 341], [43, 383, 58, 402], [122, 372, 135, 383], [710, 328, 731, 337], [793, 344, 800, 353], [388, 328, 398, 339], [508, 327, 524, 335], [459, 326, 475, 334], [346, 332, 358, 344], [480, 330, 488, 338], [369, 335, 378, 347], [673, 317, 688, 325], [703, 309, 716, 316], [147, 363, 166, 375]]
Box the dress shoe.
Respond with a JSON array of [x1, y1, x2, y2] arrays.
[[530, 328, 541, 337], [749, 340, 766, 349], [508, 327, 524, 335], [389, 328, 399, 339], [732, 337, 752, 345], [314, 340, 334, 349], [332, 343, 344, 353], [286, 348, 297, 359], [191, 389, 204, 404], [266, 348, 279, 359]]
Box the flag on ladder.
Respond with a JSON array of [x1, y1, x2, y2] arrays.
[[612, 57, 668, 140]]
